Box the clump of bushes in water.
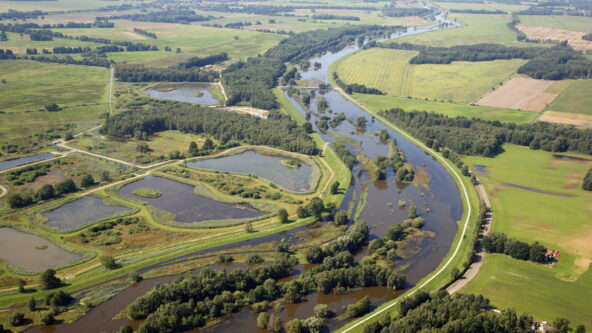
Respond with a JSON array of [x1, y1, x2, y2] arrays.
[[368, 206, 424, 260], [280, 159, 301, 168], [132, 188, 162, 198]]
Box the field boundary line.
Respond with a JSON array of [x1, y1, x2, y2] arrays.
[[335, 87, 474, 333]]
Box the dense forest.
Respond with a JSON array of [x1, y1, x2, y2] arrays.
[[380, 42, 592, 80], [311, 14, 360, 21], [362, 291, 584, 333], [101, 9, 214, 23], [114, 64, 219, 82], [101, 103, 319, 155], [379, 108, 592, 156], [223, 25, 398, 109]]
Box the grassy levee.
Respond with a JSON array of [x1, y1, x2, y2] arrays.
[[330, 89, 480, 333], [0, 96, 351, 309], [460, 145, 592, 327]]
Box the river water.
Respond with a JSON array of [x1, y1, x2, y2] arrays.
[[27, 15, 462, 333]]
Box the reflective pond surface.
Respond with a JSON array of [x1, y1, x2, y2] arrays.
[[0, 153, 56, 171], [187, 150, 314, 192], [146, 83, 219, 106], [42, 196, 133, 231]]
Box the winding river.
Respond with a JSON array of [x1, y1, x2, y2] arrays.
[[27, 15, 462, 333]]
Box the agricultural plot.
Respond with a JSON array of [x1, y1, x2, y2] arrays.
[[434, 2, 529, 12], [475, 77, 558, 112], [546, 79, 592, 115], [518, 15, 592, 33], [539, 111, 592, 129], [0, 32, 103, 54], [517, 25, 592, 51], [335, 48, 525, 103], [353, 93, 537, 124], [0, 60, 109, 112], [0, 0, 109, 11], [461, 145, 592, 327]]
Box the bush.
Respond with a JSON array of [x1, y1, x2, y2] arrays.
[[278, 208, 289, 224], [79, 174, 95, 188], [313, 304, 331, 318], [41, 312, 55, 325], [40, 269, 61, 290], [101, 255, 118, 269], [346, 296, 371, 318], [334, 211, 348, 225], [257, 312, 270, 329], [9, 312, 25, 326]]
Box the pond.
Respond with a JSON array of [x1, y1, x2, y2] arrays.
[[41, 196, 133, 232], [0, 228, 82, 272], [0, 153, 56, 171], [146, 83, 219, 106], [186, 150, 315, 192], [118, 176, 262, 223]]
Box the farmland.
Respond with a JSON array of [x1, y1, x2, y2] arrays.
[[334, 48, 525, 103], [434, 1, 529, 12], [546, 80, 592, 115], [461, 145, 592, 327], [518, 15, 592, 33], [475, 77, 558, 112], [352, 93, 537, 123]]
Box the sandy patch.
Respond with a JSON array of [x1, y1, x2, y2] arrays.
[[539, 111, 592, 129], [517, 25, 592, 51], [121, 31, 148, 40], [475, 77, 558, 112], [226, 106, 269, 119]]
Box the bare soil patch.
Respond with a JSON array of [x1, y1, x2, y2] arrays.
[[517, 25, 592, 51], [539, 111, 592, 128], [475, 77, 557, 112], [226, 106, 269, 119]]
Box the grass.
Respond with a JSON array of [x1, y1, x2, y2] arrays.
[[352, 93, 538, 124], [397, 13, 529, 47], [546, 79, 592, 115], [334, 48, 525, 103], [0, 60, 109, 112], [461, 145, 592, 327], [0, 0, 110, 11], [518, 15, 592, 33], [132, 188, 162, 198], [434, 2, 529, 12]]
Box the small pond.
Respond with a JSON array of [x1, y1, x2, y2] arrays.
[[187, 150, 314, 192], [0, 228, 82, 272], [146, 83, 218, 106], [42, 196, 133, 231], [0, 153, 56, 171], [473, 165, 488, 175], [118, 176, 262, 223]]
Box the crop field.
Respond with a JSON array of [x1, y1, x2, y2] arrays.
[[0, 60, 109, 112], [352, 93, 537, 123], [539, 111, 592, 129], [0, 0, 110, 11], [518, 15, 592, 33], [461, 145, 592, 327], [334, 48, 525, 103], [434, 2, 529, 12], [475, 77, 558, 112], [396, 13, 526, 47], [546, 80, 592, 115], [1, 32, 103, 54], [517, 25, 592, 51]]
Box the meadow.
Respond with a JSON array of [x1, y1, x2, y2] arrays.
[[518, 15, 592, 33], [434, 1, 529, 12], [546, 80, 592, 115], [461, 145, 592, 327], [352, 93, 537, 123], [334, 48, 525, 103], [1, 32, 103, 54]]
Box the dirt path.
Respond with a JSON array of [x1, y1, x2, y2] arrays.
[[217, 75, 228, 106], [0, 185, 7, 198], [446, 179, 493, 294]]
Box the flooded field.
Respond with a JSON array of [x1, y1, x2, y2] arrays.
[[146, 83, 219, 106], [0, 228, 82, 272], [42, 196, 133, 231], [118, 176, 262, 224], [187, 150, 315, 192]]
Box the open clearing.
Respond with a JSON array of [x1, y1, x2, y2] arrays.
[[539, 111, 592, 129], [517, 15, 592, 33], [335, 48, 525, 103], [517, 25, 592, 51], [353, 93, 538, 124], [461, 145, 592, 327], [434, 2, 529, 12], [475, 77, 558, 112], [546, 79, 592, 115]]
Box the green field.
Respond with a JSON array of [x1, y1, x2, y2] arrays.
[[547, 80, 592, 115], [1, 32, 103, 54], [353, 93, 537, 123], [461, 145, 592, 327], [434, 2, 529, 12], [518, 15, 592, 33], [397, 13, 528, 47], [0, 0, 109, 11], [0, 60, 109, 112], [334, 48, 525, 103]]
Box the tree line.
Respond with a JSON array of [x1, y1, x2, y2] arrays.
[[379, 108, 592, 156], [101, 9, 214, 24], [381, 6, 433, 17], [223, 25, 398, 109], [7, 175, 95, 209], [380, 42, 592, 80], [0, 9, 46, 20], [583, 168, 592, 191], [114, 64, 219, 82], [362, 290, 585, 333], [481, 232, 550, 263], [178, 53, 228, 69], [101, 103, 319, 155], [333, 72, 385, 95], [311, 14, 360, 21], [133, 28, 157, 39], [449, 9, 507, 14]]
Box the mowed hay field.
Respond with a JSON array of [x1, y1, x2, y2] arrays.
[[461, 145, 592, 327], [547, 80, 592, 115], [517, 25, 592, 51], [0, 60, 110, 112], [335, 48, 525, 103], [434, 1, 529, 12], [475, 77, 557, 112], [353, 93, 537, 123], [518, 15, 592, 33]]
